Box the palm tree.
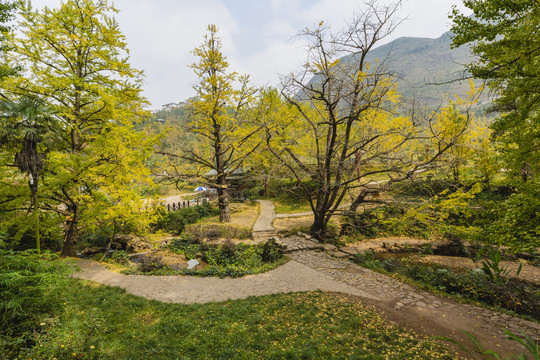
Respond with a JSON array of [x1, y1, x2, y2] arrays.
[[0, 96, 57, 252]]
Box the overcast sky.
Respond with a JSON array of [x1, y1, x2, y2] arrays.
[[28, 0, 470, 110]]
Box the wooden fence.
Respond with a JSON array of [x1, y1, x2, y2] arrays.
[[166, 191, 249, 212]]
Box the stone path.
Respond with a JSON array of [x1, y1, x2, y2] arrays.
[[285, 240, 540, 341], [74, 235, 540, 354], [74, 258, 373, 304], [74, 199, 540, 356], [252, 200, 277, 241]]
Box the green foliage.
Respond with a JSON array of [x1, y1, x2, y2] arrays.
[[152, 203, 219, 234], [20, 284, 456, 359], [476, 248, 523, 286], [451, 0, 540, 254], [0, 250, 72, 357], [439, 329, 539, 360], [481, 184, 540, 252], [392, 179, 461, 198], [452, 1, 540, 181], [163, 238, 285, 278], [109, 250, 130, 265], [1, 0, 156, 257], [342, 204, 432, 239], [353, 254, 540, 320]]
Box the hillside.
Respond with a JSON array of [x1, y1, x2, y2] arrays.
[[316, 31, 489, 108]]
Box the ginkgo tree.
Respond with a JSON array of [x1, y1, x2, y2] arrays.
[[159, 25, 261, 222], [264, 1, 474, 239], [1, 0, 155, 256], [429, 83, 490, 183]]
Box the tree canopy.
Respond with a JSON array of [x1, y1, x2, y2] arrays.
[[0, 0, 155, 256], [451, 0, 540, 249]]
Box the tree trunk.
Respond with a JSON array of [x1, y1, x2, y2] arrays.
[[31, 189, 40, 253], [61, 205, 79, 257], [310, 212, 327, 240], [217, 185, 231, 223]]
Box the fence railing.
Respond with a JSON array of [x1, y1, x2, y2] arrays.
[[166, 199, 203, 212], [166, 191, 249, 212]]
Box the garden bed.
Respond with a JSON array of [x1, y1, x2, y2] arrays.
[[117, 237, 287, 278], [352, 251, 540, 321]]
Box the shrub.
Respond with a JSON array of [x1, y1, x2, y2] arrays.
[[152, 203, 219, 234], [0, 250, 72, 357], [261, 238, 285, 263], [342, 204, 430, 239], [268, 179, 318, 202], [164, 239, 285, 278], [392, 179, 459, 198], [137, 255, 166, 273], [353, 254, 540, 320], [110, 250, 131, 265]]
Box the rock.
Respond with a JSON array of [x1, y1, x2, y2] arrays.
[[187, 259, 199, 270], [112, 234, 153, 253], [79, 247, 105, 258], [323, 244, 338, 252], [329, 251, 350, 259]]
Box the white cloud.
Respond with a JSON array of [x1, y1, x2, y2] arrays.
[[18, 0, 472, 109]]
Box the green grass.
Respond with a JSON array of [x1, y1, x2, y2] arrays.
[[272, 198, 313, 214], [22, 282, 457, 360]]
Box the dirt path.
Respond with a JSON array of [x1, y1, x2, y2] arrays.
[[74, 235, 539, 358]]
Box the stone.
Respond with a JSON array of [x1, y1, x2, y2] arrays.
[[79, 247, 105, 258], [329, 251, 350, 259], [323, 244, 338, 252], [187, 259, 199, 270]]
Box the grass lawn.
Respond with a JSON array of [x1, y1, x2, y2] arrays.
[[24, 281, 457, 359], [202, 201, 259, 229]]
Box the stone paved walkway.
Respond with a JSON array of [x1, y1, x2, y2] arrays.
[[74, 199, 540, 357], [75, 235, 540, 353], [252, 200, 277, 241], [74, 257, 373, 304]]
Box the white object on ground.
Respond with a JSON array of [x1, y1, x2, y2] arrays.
[[187, 259, 199, 270]]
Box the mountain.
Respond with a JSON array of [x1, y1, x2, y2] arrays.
[[315, 31, 488, 108]]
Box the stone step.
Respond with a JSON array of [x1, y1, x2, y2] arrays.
[[252, 230, 277, 241]]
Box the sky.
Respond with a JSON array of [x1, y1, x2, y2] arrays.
[[28, 0, 471, 110]]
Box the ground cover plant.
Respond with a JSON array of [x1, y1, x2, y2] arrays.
[[0, 250, 72, 358], [152, 202, 219, 235], [353, 252, 540, 321], [123, 237, 287, 278], [18, 282, 458, 360]]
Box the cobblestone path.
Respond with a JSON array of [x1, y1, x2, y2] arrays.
[[75, 235, 539, 356]]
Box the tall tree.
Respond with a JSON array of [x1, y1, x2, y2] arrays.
[[265, 1, 471, 239], [0, 96, 57, 252], [451, 0, 540, 249], [2, 0, 153, 256], [160, 25, 259, 222], [0, 0, 16, 80], [451, 0, 539, 180]]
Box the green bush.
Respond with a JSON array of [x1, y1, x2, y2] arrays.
[[0, 250, 72, 358], [155, 238, 286, 278], [152, 203, 219, 234], [110, 250, 130, 265], [392, 179, 460, 198], [342, 204, 431, 239], [353, 254, 540, 320]]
